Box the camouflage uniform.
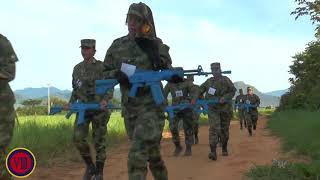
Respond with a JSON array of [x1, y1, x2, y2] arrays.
[[235, 90, 246, 129], [164, 78, 198, 156], [69, 39, 111, 180], [199, 63, 236, 160], [192, 85, 201, 144], [187, 76, 201, 144], [0, 34, 18, 179], [103, 3, 170, 180], [244, 87, 260, 135]]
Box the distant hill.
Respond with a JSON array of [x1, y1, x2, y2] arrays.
[[233, 81, 280, 107], [14, 87, 121, 104], [265, 89, 288, 97], [15, 87, 72, 102], [14, 82, 280, 107]]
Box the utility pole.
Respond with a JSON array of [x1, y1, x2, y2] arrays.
[[47, 83, 50, 115]]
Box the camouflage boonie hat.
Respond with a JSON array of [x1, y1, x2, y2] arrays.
[[210, 62, 221, 69], [80, 39, 96, 48]]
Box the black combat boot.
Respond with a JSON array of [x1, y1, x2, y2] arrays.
[[248, 126, 253, 136], [184, 144, 192, 156], [208, 144, 217, 160], [173, 142, 183, 156], [222, 142, 228, 156], [194, 133, 199, 144], [94, 161, 104, 180], [82, 156, 96, 180]]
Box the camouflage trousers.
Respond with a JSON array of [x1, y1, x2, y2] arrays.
[[238, 109, 246, 127], [208, 109, 231, 146], [73, 110, 110, 163], [0, 103, 15, 179], [169, 108, 194, 146], [192, 111, 200, 136], [244, 110, 258, 128], [124, 100, 168, 180], [122, 107, 134, 141]]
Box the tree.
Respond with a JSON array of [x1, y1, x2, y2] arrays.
[[291, 0, 320, 37], [279, 40, 320, 110], [49, 96, 68, 106], [278, 1, 320, 110], [21, 99, 42, 107], [20, 99, 44, 116]]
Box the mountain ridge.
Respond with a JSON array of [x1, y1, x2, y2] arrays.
[[14, 82, 281, 107]]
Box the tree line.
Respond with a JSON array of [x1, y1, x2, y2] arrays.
[[279, 0, 320, 110]]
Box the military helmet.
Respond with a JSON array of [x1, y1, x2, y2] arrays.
[[126, 2, 157, 40]]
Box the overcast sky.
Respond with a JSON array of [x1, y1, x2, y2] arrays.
[[0, 0, 315, 92]]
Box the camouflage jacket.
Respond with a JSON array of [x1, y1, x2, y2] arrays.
[[235, 94, 246, 111], [69, 58, 112, 103], [164, 79, 198, 105], [0, 34, 18, 105], [103, 35, 172, 106], [199, 75, 236, 111], [244, 94, 260, 111], [235, 94, 246, 104]]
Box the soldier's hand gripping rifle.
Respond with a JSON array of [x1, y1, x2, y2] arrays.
[[96, 65, 210, 105], [49, 102, 121, 125], [165, 103, 193, 121], [195, 98, 232, 114], [234, 103, 257, 113]]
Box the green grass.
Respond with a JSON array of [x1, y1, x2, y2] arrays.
[[8, 112, 209, 166], [247, 162, 320, 180], [8, 112, 127, 165], [258, 108, 275, 117], [246, 110, 320, 180]]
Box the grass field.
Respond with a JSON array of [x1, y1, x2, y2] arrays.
[[8, 108, 267, 166], [8, 111, 209, 166], [9, 112, 127, 165], [246, 110, 320, 180]]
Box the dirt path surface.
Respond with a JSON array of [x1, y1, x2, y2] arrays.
[[29, 116, 281, 180]]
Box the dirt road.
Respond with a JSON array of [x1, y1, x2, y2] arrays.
[[30, 117, 281, 180]]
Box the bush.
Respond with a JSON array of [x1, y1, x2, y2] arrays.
[[279, 40, 320, 111], [16, 106, 48, 116]]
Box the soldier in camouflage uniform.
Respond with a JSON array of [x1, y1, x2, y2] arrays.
[[0, 34, 18, 180], [187, 75, 201, 144], [244, 87, 260, 136], [199, 63, 236, 161], [235, 89, 246, 129], [164, 75, 198, 156], [103, 2, 171, 180], [68, 39, 112, 180]]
